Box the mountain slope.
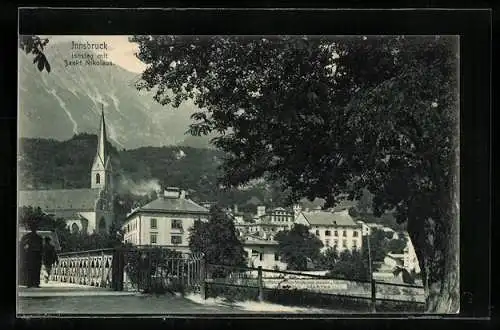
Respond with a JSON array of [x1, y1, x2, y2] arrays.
[[19, 41, 209, 149]]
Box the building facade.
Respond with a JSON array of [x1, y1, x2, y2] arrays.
[[295, 209, 363, 252], [122, 187, 210, 252], [18, 109, 115, 234], [241, 237, 287, 270]]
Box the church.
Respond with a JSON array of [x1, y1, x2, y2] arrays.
[[18, 110, 115, 234]]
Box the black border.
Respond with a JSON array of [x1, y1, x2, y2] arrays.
[[3, 6, 492, 328]]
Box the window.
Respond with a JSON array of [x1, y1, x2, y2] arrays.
[[334, 230, 338, 237], [353, 240, 358, 249], [325, 239, 330, 246], [343, 230, 347, 237], [150, 218, 157, 229], [274, 253, 279, 261], [334, 240, 338, 249], [95, 173, 100, 184], [259, 253, 263, 261], [342, 239, 347, 248], [315, 230, 320, 236], [325, 230, 331, 236], [150, 233, 158, 244], [171, 219, 183, 230], [171, 235, 182, 245], [353, 231, 359, 237]]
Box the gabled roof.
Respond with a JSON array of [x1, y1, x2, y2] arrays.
[[19, 188, 101, 211], [128, 196, 209, 217], [302, 209, 359, 227]]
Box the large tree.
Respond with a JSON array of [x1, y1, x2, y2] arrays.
[[132, 35, 459, 313], [274, 224, 323, 270], [188, 205, 246, 277]]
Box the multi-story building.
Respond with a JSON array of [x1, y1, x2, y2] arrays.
[[295, 209, 363, 252], [121, 187, 210, 253]]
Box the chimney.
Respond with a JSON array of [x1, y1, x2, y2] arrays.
[[164, 187, 181, 198], [257, 205, 266, 217]]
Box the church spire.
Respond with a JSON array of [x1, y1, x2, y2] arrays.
[[91, 104, 112, 190], [96, 104, 107, 167]]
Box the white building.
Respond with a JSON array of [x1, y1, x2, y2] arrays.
[[121, 187, 210, 253], [356, 220, 371, 236], [241, 236, 287, 270], [295, 209, 363, 252]]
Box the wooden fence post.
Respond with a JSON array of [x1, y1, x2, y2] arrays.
[[258, 266, 264, 302], [200, 257, 207, 300], [371, 279, 377, 313]]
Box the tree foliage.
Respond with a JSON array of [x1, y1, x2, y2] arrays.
[[188, 205, 246, 277], [274, 224, 323, 271], [19, 206, 123, 253], [132, 35, 459, 312], [19, 35, 51, 73], [326, 249, 370, 281]]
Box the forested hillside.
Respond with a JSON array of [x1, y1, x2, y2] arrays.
[[18, 134, 287, 208]]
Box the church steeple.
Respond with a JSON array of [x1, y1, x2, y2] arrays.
[[91, 105, 112, 190], [96, 106, 107, 167]]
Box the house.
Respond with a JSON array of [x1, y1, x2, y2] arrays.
[[18, 109, 115, 234], [241, 236, 287, 270], [356, 220, 371, 236], [295, 209, 363, 252], [121, 187, 210, 253]]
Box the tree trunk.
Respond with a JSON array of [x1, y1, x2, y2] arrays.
[[408, 173, 459, 313]]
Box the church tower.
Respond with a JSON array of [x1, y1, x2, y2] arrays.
[[91, 107, 113, 191]]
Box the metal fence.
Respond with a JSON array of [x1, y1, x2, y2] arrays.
[[204, 263, 425, 312]]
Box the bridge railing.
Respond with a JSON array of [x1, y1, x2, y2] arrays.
[[50, 248, 116, 288], [50, 246, 205, 293]]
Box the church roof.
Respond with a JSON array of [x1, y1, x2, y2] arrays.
[[19, 188, 101, 211], [128, 196, 210, 218]]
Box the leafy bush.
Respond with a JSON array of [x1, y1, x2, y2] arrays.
[[124, 247, 185, 294], [206, 282, 259, 302]]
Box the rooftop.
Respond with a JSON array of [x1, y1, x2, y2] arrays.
[[302, 209, 359, 227], [19, 188, 101, 211], [127, 194, 209, 218], [241, 237, 279, 246]]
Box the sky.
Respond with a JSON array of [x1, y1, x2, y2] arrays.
[[45, 35, 147, 73]]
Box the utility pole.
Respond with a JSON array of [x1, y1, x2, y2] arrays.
[[366, 233, 376, 313]]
